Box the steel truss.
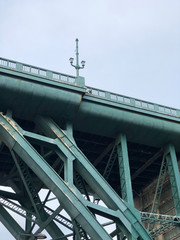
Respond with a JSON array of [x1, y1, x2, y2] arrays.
[[147, 144, 180, 237], [0, 113, 152, 240], [0, 113, 179, 239]]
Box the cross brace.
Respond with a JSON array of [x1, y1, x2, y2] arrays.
[[0, 113, 152, 239]]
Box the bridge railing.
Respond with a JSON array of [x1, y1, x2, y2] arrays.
[[0, 57, 179, 118], [0, 57, 76, 85], [86, 86, 180, 118]]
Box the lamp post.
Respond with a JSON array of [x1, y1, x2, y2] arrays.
[[69, 38, 85, 77]]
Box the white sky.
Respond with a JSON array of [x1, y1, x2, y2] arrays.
[[0, 1, 180, 239]]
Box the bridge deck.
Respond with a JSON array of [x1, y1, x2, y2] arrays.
[[0, 57, 179, 120], [0, 57, 179, 195]]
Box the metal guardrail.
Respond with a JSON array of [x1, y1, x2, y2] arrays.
[[0, 57, 179, 118], [86, 86, 180, 118], [0, 57, 76, 85]]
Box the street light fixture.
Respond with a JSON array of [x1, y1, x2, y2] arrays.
[[69, 57, 74, 64], [81, 60, 85, 67], [69, 38, 85, 77]]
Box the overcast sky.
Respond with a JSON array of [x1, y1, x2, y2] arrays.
[[0, 1, 180, 239]]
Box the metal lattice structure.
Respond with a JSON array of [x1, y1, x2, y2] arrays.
[[0, 56, 180, 240]]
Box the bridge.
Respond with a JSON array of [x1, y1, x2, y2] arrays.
[[0, 56, 180, 240]]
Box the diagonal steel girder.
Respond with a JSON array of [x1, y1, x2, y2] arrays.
[[0, 204, 24, 239], [0, 113, 113, 240], [0, 196, 73, 232], [35, 115, 152, 240], [11, 150, 67, 240]]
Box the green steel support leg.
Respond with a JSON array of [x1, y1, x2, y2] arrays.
[[117, 134, 134, 207], [102, 133, 134, 207], [165, 144, 180, 215], [117, 134, 137, 240]]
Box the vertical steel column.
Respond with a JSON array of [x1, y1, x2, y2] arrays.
[[117, 134, 138, 240], [117, 134, 134, 207], [148, 155, 167, 232], [165, 144, 180, 215]]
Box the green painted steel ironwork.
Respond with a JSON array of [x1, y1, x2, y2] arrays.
[[141, 211, 180, 238], [117, 134, 134, 206], [76, 99, 180, 152], [102, 134, 134, 206], [0, 113, 113, 240], [141, 212, 180, 224], [1, 57, 180, 119], [148, 154, 168, 231], [0, 195, 73, 232], [103, 141, 117, 181], [1, 57, 180, 151], [0, 57, 180, 239], [164, 145, 180, 215], [10, 150, 66, 240], [0, 57, 85, 86], [0, 113, 152, 239], [35, 115, 152, 240]]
